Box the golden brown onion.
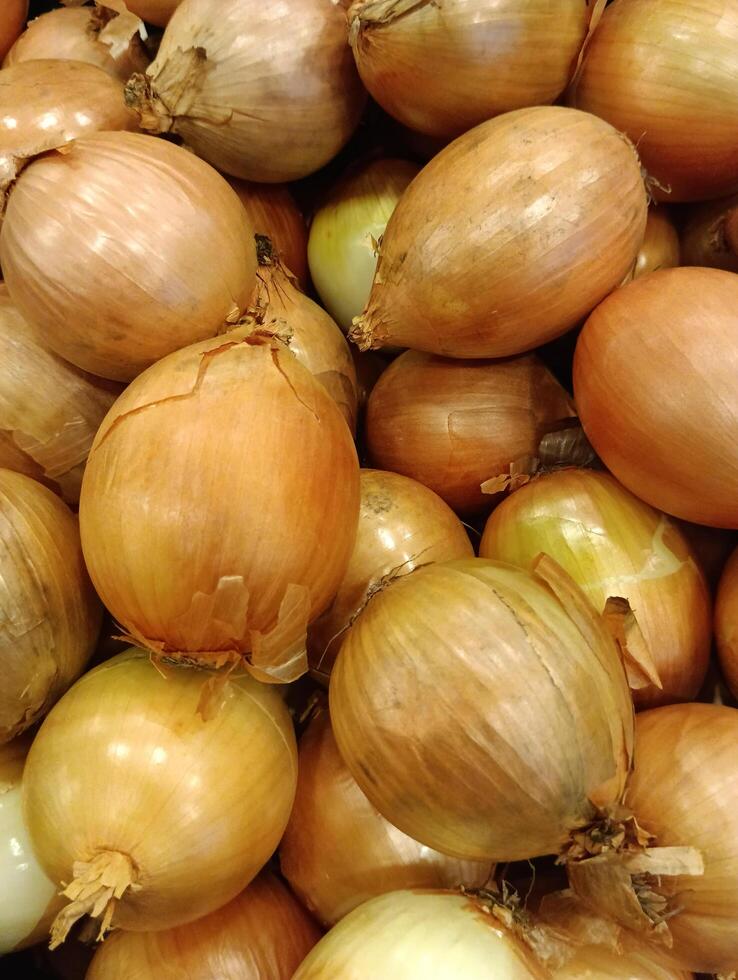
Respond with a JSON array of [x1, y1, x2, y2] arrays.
[[1, 131, 257, 382], [123, 0, 182, 28], [0, 1, 26, 62], [365, 351, 574, 514], [351, 106, 647, 358], [230, 179, 308, 286], [715, 546, 738, 700], [681, 194, 738, 273], [574, 267, 738, 527], [0, 469, 101, 744], [629, 208, 680, 281], [125, 0, 366, 182], [79, 330, 359, 682]]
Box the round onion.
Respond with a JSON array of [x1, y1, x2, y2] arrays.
[[629, 208, 680, 282], [365, 351, 574, 514], [574, 267, 738, 527], [307, 158, 419, 332], [230, 179, 308, 286], [350, 106, 647, 358], [22, 648, 298, 945], [570, 0, 738, 202], [308, 469, 473, 680], [0, 0, 26, 62], [480, 469, 711, 709], [0, 286, 120, 505], [0, 469, 101, 744], [681, 194, 738, 273], [125, 0, 366, 182], [85, 871, 320, 979], [1, 131, 257, 382], [715, 546, 738, 700], [123, 0, 182, 28], [330, 557, 634, 862], [79, 329, 359, 682]]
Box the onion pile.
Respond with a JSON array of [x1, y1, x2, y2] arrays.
[[0, 0, 27, 62], [230, 180, 308, 286], [681, 194, 738, 272], [715, 546, 738, 700], [628, 208, 680, 282]]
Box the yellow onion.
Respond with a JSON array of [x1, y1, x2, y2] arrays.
[[79, 330, 359, 683], [308, 469, 473, 680], [230, 179, 308, 286], [480, 469, 711, 709], [0, 1, 26, 61], [0, 469, 101, 744], [365, 351, 574, 514], [330, 557, 634, 862], [570, 0, 738, 202], [86, 871, 320, 979], [574, 267, 738, 527], [0, 287, 120, 505], [308, 159, 419, 332], [348, 0, 596, 139], [350, 106, 647, 358], [4, 7, 148, 80], [22, 648, 298, 945], [629, 208, 680, 282], [681, 194, 738, 273], [715, 546, 738, 700], [280, 709, 491, 925], [125, 0, 366, 182], [122, 0, 182, 28], [1, 131, 257, 382]]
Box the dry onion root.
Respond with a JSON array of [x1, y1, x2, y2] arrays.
[[230, 180, 308, 287]]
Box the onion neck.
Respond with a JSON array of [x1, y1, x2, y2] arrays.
[[50, 850, 139, 949]]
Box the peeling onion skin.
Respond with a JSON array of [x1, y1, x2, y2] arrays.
[[574, 267, 738, 528], [0, 131, 257, 383], [715, 547, 738, 701], [0, 0, 27, 62], [230, 179, 309, 287]]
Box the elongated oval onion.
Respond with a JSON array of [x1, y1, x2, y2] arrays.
[[79, 330, 359, 682], [348, 0, 593, 139], [330, 558, 633, 861], [1, 131, 257, 382], [715, 547, 738, 700], [22, 649, 298, 945], [0, 469, 101, 744], [308, 469, 473, 680], [681, 194, 738, 273], [366, 351, 574, 514], [574, 267, 738, 527], [480, 470, 711, 709], [124, 0, 182, 28], [350, 106, 647, 358], [0, 287, 120, 505], [230, 180, 308, 286], [0, 1, 26, 62], [308, 159, 419, 332], [570, 0, 738, 202], [85, 872, 319, 979], [630, 208, 680, 281], [125, 0, 365, 182]]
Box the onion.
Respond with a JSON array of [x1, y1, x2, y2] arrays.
[[329, 556, 634, 862], [574, 267, 738, 527], [307, 469, 473, 680], [681, 194, 738, 273], [0, 469, 101, 744], [125, 0, 366, 182], [0, 1, 26, 62], [122, 0, 181, 28], [715, 546, 738, 700], [307, 159, 419, 332], [85, 871, 320, 979], [352, 350, 386, 415], [79, 329, 359, 683], [480, 469, 711, 709], [629, 208, 680, 282], [570, 0, 738, 202], [22, 648, 298, 945], [292, 890, 548, 979], [230, 179, 308, 286], [1, 131, 257, 382], [365, 351, 574, 514]]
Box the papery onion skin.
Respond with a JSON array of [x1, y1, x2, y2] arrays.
[[308, 158, 419, 332], [365, 351, 574, 514], [0, 0, 27, 62], [480, 469, 711, 709], [681, 194, 738, 273], [570, 0, 738, 202], [351, 106, 647, 358], [86, 872, 320, 979], [307, 469, 473, 681], [715, 547, 738, 700], [124, 0, 182, 28], [330, 558, 633, 862], [127, 0, 366, 182], [574, 267, 738, 527], [1, 131, 257, 382], [230, 179, 308, 286], [629, 208, 680, 282], [0, 469, 101, 744], [22, 649, 298, 938]]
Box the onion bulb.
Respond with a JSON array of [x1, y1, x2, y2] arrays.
[[350, 106, 647, 358], [85, 871, 320, 979], [365, 351, 574, 514], [480, 469, 711, 709], [330, 556, 633, 861], [308, 469, 473, 680], [1, 131, 257, 382], [0, 286, 120, 505], [681, 194, 738, 273], [628, 208, 680, 282], [229, 179, 308, 286], [22, 648, 298, 945], [0, 469, 101, 744], [122, 0, 181, 28], [570, 0, 738, 202], [79, 329, 359, 683], [0, 1, 26, 62], [308, 159, 419, 332], [125, 0, 366, 182], [715, 546, 738, 700], [574, 267, 738, 527]]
